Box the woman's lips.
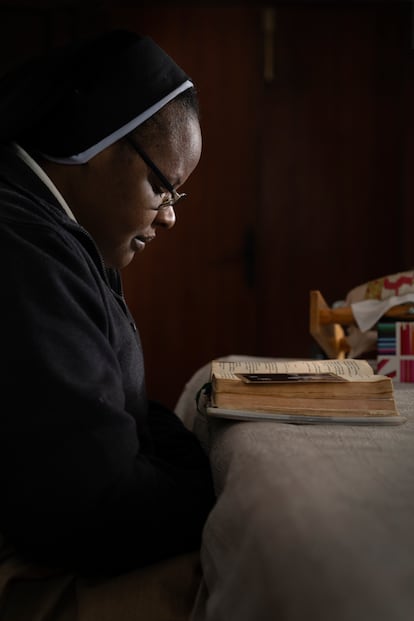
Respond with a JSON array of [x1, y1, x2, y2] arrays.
[[132, 236, 154, 252]]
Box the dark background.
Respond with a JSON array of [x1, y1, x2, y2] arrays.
[[1, 0, 414, 408]]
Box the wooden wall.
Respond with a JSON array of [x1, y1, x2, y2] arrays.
[[1, 1, 413, 408], [258, 2, 414, 357]]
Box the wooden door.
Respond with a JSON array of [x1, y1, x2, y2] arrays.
[[257, 2, 412, 359]]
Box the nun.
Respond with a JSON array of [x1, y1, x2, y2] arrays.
[[0, 29, 214, 621]]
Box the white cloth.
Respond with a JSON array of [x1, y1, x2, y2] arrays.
[[190, 383, 414, 621], [351, 293, 414, 332]]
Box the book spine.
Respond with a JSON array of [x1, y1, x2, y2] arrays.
[[377, 321, 414, 382], [398, 322, 414, 382], [377, 321, 396, 355]]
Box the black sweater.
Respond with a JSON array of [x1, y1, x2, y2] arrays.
[[0, 145, 215, 575]]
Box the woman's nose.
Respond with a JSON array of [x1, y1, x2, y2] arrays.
[[155, 205, 176, 229]]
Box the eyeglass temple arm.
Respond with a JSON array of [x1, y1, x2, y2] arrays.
[[127, 137, 175, 194]]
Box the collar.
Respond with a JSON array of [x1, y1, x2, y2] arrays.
[[11, 142, 78, 222]]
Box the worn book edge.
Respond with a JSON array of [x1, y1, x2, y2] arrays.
[[205, 406, 406, 426]]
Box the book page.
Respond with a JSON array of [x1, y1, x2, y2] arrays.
[[211, 358, 377, 382], [206, 407, 405, 425]]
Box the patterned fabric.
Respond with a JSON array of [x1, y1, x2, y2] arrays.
[[346, 270, 414, 304], [365, 271, 414, 300]]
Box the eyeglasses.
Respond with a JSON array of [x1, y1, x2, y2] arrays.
[[127, 136, 187, 210]]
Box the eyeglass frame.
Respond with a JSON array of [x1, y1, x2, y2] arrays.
[[126, 136, 187, 210]]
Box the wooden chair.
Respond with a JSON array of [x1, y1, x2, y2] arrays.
[[309, 290, 414, 359]]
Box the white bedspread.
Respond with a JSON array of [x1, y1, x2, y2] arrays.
[[176, 366, 414, 621]]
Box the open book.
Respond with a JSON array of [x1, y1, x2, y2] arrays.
[[205, 358, 405, 425]]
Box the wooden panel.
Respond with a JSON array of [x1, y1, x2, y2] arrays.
[[0, 8, 47, 74], [402, 48, 414, 268], [258, 2, 412, 359], [0, 5, 105, 75], [2, 2, 414, 408]]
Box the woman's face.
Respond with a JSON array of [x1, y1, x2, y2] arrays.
[[60, 111, 202, 269]]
